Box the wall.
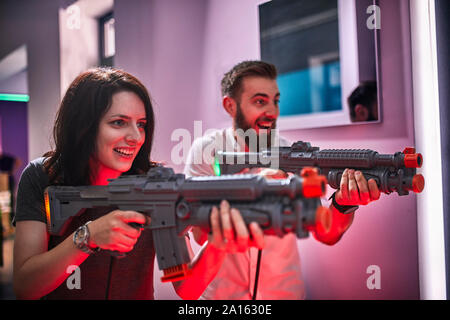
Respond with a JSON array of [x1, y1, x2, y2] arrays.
[[210, 0, 418, 300], [410, 0, 447, 299], [59, 2, 100, 97], [0, 70, 28, 95], [0, 0, 61, 161], [289, 0, 419, 299], [115, 0, 208, 176], [113, 0, 419, 299], [114, 0, 209, 299], [0, 101, 28, 190]]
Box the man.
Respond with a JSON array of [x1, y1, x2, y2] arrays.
[[348, 81, 378, 122], [184, 61, 381, 299]]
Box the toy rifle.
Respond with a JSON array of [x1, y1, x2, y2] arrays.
[[215, 141, 424, 196], [44, 166, 329, 282]]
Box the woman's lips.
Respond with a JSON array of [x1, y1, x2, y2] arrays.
[[113, 147, 135, 158]]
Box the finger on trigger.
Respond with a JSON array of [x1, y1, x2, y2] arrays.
[[209, 206, 223, 243], [340, 169, 349, 200], [355, 171, 370, 204], [348, 170, 360, 203], [219, 200, 234, 242], [249, 222, 264, 249], [368, 179, 381, 200], [230, 208, 249, 251]]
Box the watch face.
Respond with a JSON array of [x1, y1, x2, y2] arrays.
[[75, 226, 87, 245], [79, 228, 87, 238], [73, 224, 96, 254]]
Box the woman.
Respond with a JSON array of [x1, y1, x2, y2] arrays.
[[13, 67, 264, 299]]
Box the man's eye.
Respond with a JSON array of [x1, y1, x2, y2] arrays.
[[275, 100, 280, 106]]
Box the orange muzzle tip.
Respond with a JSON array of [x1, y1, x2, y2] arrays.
[[403, 147, 423, 168], [412, 174, 425, 193], [300, 167, 328, 198], [404, 153, 423, 168]]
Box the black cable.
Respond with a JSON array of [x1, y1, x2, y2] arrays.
[[105, 256, 115, 300], [252, 249, 262, 300]]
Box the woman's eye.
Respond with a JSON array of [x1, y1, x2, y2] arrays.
[[110, 119, 125, 126], [137, 121, 147, 129]]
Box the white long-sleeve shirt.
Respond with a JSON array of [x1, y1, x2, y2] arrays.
[[183, 127, 306, 300]]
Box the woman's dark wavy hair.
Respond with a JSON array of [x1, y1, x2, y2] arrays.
[[44, 67, 156, 185]]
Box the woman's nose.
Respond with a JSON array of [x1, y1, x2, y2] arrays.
[[125, 124, 143, 145]]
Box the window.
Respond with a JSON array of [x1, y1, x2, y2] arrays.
[[259, 0, 379, 129], [99, 12, 115, 66], [260, 0, 341, 117]]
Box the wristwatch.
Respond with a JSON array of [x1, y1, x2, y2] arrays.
[[73, 221, 100, 254], [330, 192, 359, 214]]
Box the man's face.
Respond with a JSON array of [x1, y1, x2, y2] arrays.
[[370, 101, 378, 121], [233, 76, 280, 137]]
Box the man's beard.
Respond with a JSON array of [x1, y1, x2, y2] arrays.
[[234, 102, 277, 152]]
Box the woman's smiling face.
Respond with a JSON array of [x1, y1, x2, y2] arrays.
[[93, 90, 147, 176]]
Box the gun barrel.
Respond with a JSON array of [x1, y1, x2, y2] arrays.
[[217, 147, 422, 170], [183, 172, 326, 199]]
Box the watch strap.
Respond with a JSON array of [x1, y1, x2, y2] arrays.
[[330, 192, 359, 214]]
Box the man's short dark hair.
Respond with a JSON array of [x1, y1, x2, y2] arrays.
[[347, 81, 377, 119], [221, 60, 277, 102]]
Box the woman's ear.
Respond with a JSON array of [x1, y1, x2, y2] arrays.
[[222, 96, 237, 118]]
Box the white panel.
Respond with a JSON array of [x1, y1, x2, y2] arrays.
[[410, 0, 446, 300]]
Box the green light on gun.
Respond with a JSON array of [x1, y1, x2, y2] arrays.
[[213, 157, 221, 176]]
